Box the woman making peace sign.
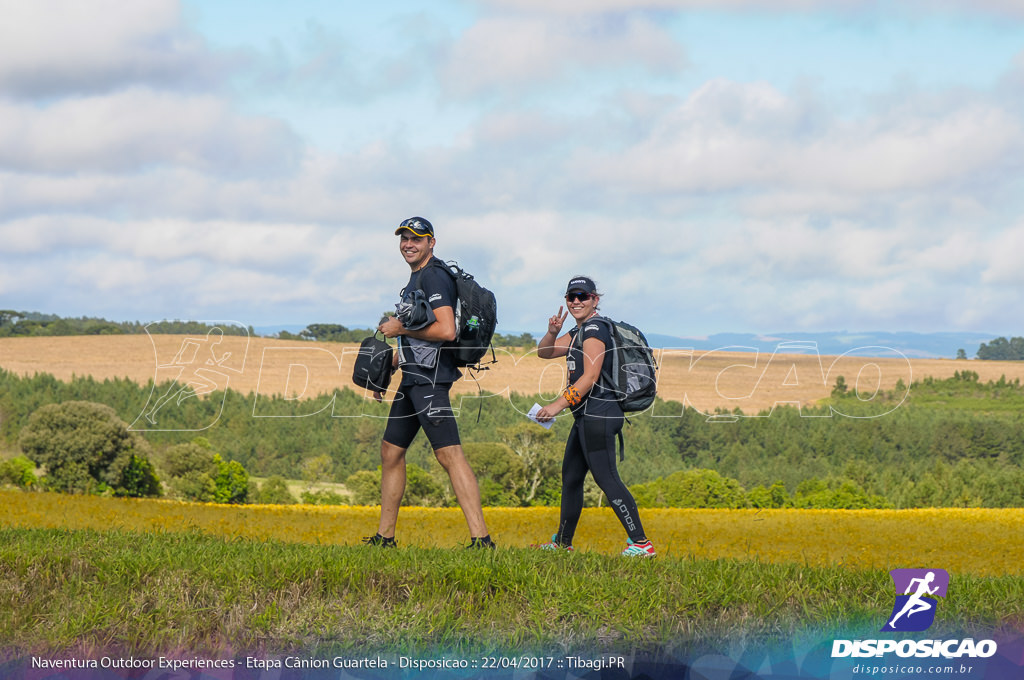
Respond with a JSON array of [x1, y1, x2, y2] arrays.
[[533, 276, 655, 557]]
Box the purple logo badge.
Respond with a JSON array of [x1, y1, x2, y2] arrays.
[[882, 568, 949, 632]]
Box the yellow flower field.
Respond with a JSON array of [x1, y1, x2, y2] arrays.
[[2, 490, 1021, 577]]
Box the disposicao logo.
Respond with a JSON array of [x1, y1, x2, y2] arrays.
[[882, 568, 949, 632], [831, 568, 998, 660]]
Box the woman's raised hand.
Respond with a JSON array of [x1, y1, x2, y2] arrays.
[[548, 306, 568, 335]]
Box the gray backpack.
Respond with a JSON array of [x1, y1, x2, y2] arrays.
[[573, 316, 658, 459], [573, 316, 658, 413]]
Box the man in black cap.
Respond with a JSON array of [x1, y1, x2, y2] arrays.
[[363, 217, 494, 549]]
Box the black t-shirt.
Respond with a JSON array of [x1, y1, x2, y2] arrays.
[[397, 258, 461, 385], [566, 316, 618, 417]]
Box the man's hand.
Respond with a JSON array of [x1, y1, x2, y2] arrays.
[[378, 317, 404, 338]]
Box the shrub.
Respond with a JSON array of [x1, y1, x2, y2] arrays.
[[631, 469, 748, 509], [793, 477, 891, 509], [18, 401, 159, 497], [0, 455, 38, 489], [747, 481, 791, 508], [158, 440, 250, 504], [255, 476, 297, 504], [345, 463, 446, 506], [212, 455, 249, 504], [346, 469, 382, 505], [464, 442, 527, 506], [300, 489, 349, 505]]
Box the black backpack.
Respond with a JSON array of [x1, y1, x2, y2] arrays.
[[351, 331, 394, 392], [573, 316, 658, 460], [574, 316, 658, 412], [432, 259, 498, 369]]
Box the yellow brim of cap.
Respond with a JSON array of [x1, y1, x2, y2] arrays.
[[395, 227, 430, 236]]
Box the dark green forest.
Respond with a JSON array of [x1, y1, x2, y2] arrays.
[[0, 311, 253, 338], [2, 366, 1024, 508], [0, 311, 534, 348], [976, 336, 1024, 360]]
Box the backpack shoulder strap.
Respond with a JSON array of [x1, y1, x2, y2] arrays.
[[571, 316, 619, 395], [402, 261, 434, 297], [431, 257, 459, 279], [591, 315, 618, 378], [571, 315, 614, 343]]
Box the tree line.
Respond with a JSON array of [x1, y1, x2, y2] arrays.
[[0, 311, 537, 350], [3, 367, 1024, 507], [274, 324, 536, 348], [976, 336, 1024, 360], [0, 311, 252, 338]]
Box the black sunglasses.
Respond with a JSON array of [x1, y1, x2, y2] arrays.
[[565, 292, 594, 303]]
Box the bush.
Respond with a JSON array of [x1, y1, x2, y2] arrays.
[[0, 455, 38, 489], [464, 442, 527, 506], [404, 463, 446, 506], [793, 477, 891, 509], [346, 469, 382, 505], [158, 440, 250, 503], [477, 477, 521, 507], [747, 481, 791, 508], [497, 424, 562, 505], [300, 489, 349, 505], [117, 453, 161, 498], [18, 401, 160, 497], [344, 463, 447, 506], [255, 476, 297, 504], [631, 469, 748, 509], [212, 455, 249, 504]]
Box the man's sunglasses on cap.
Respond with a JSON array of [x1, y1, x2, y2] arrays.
[[395, 216, 434, 237]]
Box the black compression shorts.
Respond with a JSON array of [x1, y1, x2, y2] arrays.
[[382, 382, 462, 451]]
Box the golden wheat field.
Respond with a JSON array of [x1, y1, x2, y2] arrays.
[[3, 335, 1022, 414], [2, 491, 1021, 577]]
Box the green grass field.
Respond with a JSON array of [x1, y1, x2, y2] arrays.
[[2, 527, 1022, 659]]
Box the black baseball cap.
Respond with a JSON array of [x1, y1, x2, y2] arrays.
[[565, 276, 597, 295], [395, 216, 434, 237]]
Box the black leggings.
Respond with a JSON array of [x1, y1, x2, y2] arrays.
[[556, 410, 646, 545]]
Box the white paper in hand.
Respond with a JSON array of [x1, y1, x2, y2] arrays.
[[528, 403, 554, 429]]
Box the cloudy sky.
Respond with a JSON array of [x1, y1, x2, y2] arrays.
[[2, 0, 1024, 339]]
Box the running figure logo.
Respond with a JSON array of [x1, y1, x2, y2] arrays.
[[882, 568, 949, 632], [130, 322, 249, 432]]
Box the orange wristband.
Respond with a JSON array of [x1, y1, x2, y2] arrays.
[[562, 385, 582, 407]]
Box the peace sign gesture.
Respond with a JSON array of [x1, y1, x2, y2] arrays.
[[548, 306, 568, 336]]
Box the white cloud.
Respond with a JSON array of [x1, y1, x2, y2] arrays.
[[0, 214, 388, 274], [476, 0, 1024, 18], [0, 90, 301, 174], [0, 0, 228, 97], [981, 223, 1024, 284], [906, 232, 984, 280], [574, 80, 1024, 206], [67, 254, 155, 294], [0, 215, 110, 254], [476, 0, 850, 12], [0, 151, 390, 225], [471, 111, 573, 151], [441, 14, 685, 98], [240, 18, 436, 103]]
